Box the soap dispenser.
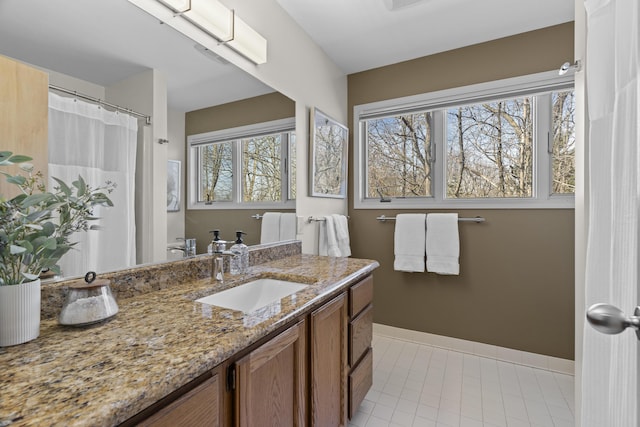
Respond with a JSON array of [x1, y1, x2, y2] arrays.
[[208, 229, 225, 254], [229, 231, 248, 275]]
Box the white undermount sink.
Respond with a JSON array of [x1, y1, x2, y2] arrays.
[[195, 278, 309, 313]]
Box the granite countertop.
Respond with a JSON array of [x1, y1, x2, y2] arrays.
[[0, 254, 378, 427]]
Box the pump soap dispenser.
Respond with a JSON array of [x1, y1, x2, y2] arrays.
[[229, 231, 248, 275], [208, 229, 226, 254]]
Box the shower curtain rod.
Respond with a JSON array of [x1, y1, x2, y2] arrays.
[[49, 84, 152, 125]]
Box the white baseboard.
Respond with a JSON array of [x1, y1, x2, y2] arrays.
[[373, 323, 574, 376]]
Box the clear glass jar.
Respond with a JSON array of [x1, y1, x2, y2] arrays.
[[58, 273, 118, 326]]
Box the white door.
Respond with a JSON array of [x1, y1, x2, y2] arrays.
[[580, 0, 640, 425]]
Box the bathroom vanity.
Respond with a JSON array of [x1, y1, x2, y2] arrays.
[[0, 242, 378, 426]]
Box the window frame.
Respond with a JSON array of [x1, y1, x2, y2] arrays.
[[188, 118, 296, 210], [353, 71, 575, 209]]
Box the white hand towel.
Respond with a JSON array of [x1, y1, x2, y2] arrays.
[[426, 213, 460, 275], [332, 214, 351, 257], [394, 214, 426, 272], [324, 216, 341, 257], [318, 220, 328, 256], [260, 212, 281, 244], [279, 213, 297, 241]]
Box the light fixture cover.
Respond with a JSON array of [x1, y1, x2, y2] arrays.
[[157, 0, 190, 13], [228, 16, 267, 65], [184, 0, 233, 41], [152, 0, 267, 64]]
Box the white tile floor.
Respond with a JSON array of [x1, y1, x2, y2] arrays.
[[350, 335, 575, 427]]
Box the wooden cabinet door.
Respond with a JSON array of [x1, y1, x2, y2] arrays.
[[235, 320, 306, 427], [310, 293, 347, 427], [0, 54, 48, 199], [138, 373, 222, 427]]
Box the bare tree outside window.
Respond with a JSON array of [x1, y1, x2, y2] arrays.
[[311, 109, 348, 197], [358, 82, 575, 206], [552, 90, 576, 194], [242, 135, 282, 202], [365, 112, 433, 198], [199, 142, 233, 202], [192, 124, 294, 206], [289, 133, 296, 200], [446, 97, 533, 198]]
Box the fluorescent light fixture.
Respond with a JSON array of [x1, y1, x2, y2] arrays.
[[227, 16, 267, 65], [153, 0, 267, 64], [158, 0, 233, 41], [156, 0, 190, 13]]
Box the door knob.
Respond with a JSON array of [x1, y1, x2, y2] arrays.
[[586, 303, 640, 339]]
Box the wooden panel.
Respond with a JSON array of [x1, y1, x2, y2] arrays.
[[0, 54, 48, 199], [349, 348, 373, 419], [349, 304, 373, 367], [310, 293, 347, 427], [349, 275, 373, 317], [235, 320, 306, 427], [139, 374, 221, 427]]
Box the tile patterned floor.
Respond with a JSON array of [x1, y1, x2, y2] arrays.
[[350, 335, 575, 427]]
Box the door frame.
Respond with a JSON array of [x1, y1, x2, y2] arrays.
[[574, 0, 587, 424]]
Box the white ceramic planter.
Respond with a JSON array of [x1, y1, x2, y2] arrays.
[[0, 279, 41, 347]]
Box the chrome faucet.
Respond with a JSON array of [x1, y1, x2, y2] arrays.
[[170, 237, 196, 258], [185, 238, 196, 257], [211, 241, 235, 282]]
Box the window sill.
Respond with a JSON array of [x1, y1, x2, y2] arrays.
[[187, 201, 296, 210]]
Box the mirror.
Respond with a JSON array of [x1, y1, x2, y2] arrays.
[[310, 107, 348, 198], [0, 0, 296, 278]]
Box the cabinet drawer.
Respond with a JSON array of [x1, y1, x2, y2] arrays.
[[349, 275, 373, 317], [349, 304, 373, 367], [348, 347, 373, 419]]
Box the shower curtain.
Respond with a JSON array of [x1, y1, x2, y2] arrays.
[[48, 92, 138, 278], [582, 0, 639, 425]]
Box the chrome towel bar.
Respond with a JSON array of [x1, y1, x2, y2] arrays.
[[376, 215, 485, 223]]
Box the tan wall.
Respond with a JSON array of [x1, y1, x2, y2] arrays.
[[347, 23, 576, 359], [185, 92, 295, 135], [185, 209, 295, 254], [185, 92, 296, 253]]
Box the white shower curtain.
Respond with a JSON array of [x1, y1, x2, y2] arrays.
[[582, 0, 639, 425], [48, 92, 138, 278]]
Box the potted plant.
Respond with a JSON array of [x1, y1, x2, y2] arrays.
[[0, 151, 114, 346]]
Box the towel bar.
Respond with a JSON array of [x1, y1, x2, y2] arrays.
[[306, 215, 350, 223], [376, 215, 485, 223]]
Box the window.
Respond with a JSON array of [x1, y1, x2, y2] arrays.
[[355, 71, 575, 209], [551, 90, 576, 194], [445, 97, 534, 199], [366, 112, 433, 198], [198, 142, 233, 202], [242, 134, 282, 202], [188, 118, 295, 209]]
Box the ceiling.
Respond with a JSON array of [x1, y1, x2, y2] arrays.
[[0, 0, 574, 113], [0, 0, 273, 112], [276, 0, 575, 74]]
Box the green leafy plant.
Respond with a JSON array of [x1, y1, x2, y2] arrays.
[[0, 151, 114, 285]]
